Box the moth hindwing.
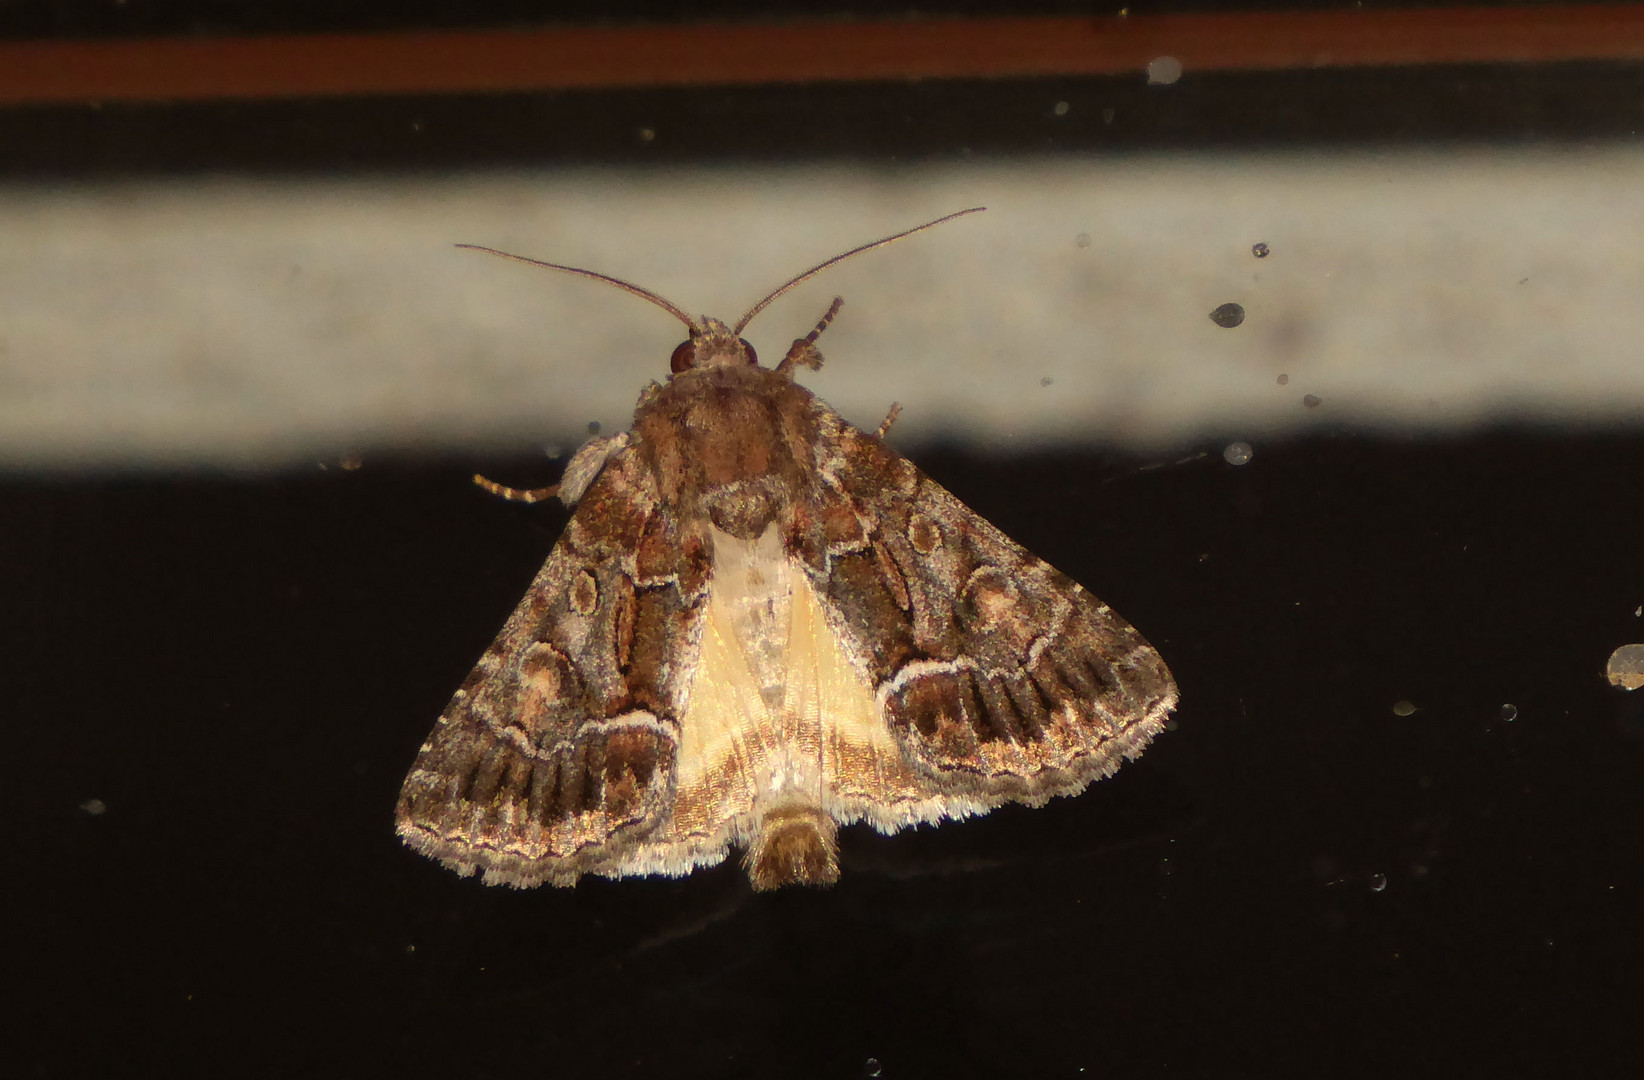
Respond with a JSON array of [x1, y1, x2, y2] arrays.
[[396, 210, 1178, 891]]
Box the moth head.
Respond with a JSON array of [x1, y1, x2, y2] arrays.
[[670, 317, 758, 373]]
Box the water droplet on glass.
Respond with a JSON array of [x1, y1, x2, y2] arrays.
[[1146, 55, 1183, 85], [79, 798, 107, 816], [1252, 242, 1270, 258], [1075, 232, 1092, 248], [1606, 643, 1644, 690], [865, 1058, 883, 1077], [1222, 441, 1253, 466], [1392, 700, 1418, 717], [587, 420, 602, 435], [1276, 373, 1289, 385], [1303, 394, 1323, 408], [1499, 704, 1518, 721], [1101, 106, 1116, 125], [1053, 100, 1070, 116], [638, 128, 656, 142], [1209, 302, 1245, 328], [1369, 873, 1388, 893]]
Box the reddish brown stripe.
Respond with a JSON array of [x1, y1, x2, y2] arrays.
[[4, 8, 1644, 105]]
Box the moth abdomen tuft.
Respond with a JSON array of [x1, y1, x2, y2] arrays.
[[744, 804, 841, 891]]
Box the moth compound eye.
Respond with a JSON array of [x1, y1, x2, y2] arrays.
[[670, 340, 697, 373], [739, 339, 758, 366]]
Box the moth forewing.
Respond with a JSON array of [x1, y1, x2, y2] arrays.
[[396, 210, 1178, 890]]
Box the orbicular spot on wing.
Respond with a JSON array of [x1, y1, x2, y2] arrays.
[[907, 510, 943, 557], [570, 570, 600, 616]]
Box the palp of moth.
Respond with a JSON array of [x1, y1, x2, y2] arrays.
[[395, 212, 1178, 891]]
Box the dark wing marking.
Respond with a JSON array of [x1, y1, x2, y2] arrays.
[[395, 447, 709, 887], [812, 411, 1178, 812]]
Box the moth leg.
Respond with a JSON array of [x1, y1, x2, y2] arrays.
[[875, 402, 902, 440], [776, 296, 844, 376], [472, 474, 562, 503]]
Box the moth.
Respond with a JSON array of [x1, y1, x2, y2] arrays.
[[396, 209, 1178, 891]]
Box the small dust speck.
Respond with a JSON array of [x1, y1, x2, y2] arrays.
[[1303, 393, 1323, 408], [1053, 101, 1069, 116], [1252, 242, 1270, 258], [1499, 704, 1518, 722], [79, 798, 107, 816], [1222, 441, 1253, 466], [339, 454, 362, 471], [638, 128, 656, 142], [1606, 643, 1644, 690], [1276, 373, 1289, 385], [1075, 232, 1092, 248], [1146, 55, 1183, 85], [1040, 377, 1054, 387], [1101, 106, 1116, 125], [587, 420, 602, 435], [405, 944, 417, 954], [1209, 302, 1245, 328], [1392, 700, 1418, 717], [1369, 873, 1388, 893]]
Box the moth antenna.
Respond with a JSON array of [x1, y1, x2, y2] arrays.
[[874, 402, 902, 439], [472, 473, 562, 503], [456, 244, 699, 332], [733, 207, 986, 335]]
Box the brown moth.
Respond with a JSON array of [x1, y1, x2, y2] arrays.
[[396, 209, 1178, 891]]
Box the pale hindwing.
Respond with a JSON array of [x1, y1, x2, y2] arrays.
[[615, 524, 912, 878], [816, 420, 1180, 816], [394, 448, 697, 887]]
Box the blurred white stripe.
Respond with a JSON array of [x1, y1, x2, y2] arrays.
[[3, 147, 1641, 468]]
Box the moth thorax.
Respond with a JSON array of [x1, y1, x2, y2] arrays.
[[744, 803, 841, 891], [707, 485, 779, 541]]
